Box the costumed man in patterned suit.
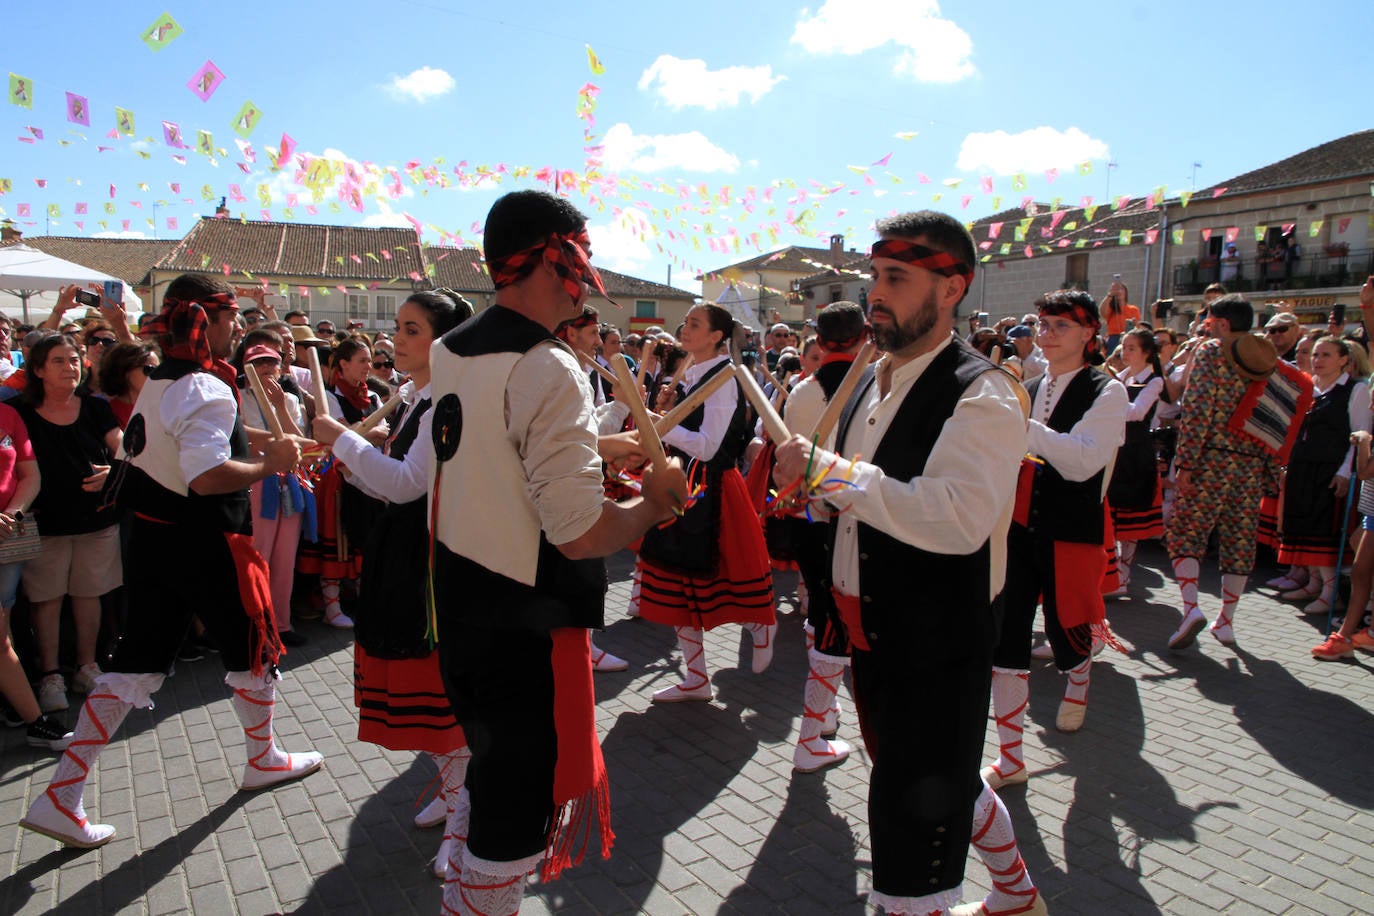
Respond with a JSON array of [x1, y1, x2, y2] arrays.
[[428, 190, 686, 915], [774, 211, 1045, 916], [21, 273, 322, 849], [1165, 294, 1311, 649]]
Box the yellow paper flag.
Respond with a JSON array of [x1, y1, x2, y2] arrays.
[[586, 45, 606, 76]]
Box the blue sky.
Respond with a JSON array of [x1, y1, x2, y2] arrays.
[[2, 1, 1370, 294]]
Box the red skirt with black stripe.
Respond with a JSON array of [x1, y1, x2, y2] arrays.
[[354, 646, 465, 754], [637, 468, 775, 630], [1110, 480, 1165, 541], [296, 464, 363, 580], [1256, 494, 1280, 550]]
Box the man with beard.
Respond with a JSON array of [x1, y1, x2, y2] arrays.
[[21, 274, 321, 849], [774, 211, 1045, 915]]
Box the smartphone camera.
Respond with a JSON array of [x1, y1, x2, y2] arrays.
[[73, 289, 101, 308]]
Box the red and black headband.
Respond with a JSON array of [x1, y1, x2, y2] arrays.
[[870, 239, 974, 284], [1038, 297, 1102, 354], [488, 229, 618, 308], [142, 292, 238, 370]]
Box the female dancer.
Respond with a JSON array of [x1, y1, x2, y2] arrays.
[[1107, 327, 1170, 596], [1277, 337, 1371, 614], [312, 290, 472, 879], [636, 303, 776, 702], [297, 337, 386, 627]]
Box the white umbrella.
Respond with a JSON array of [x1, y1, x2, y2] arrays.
[[0, 244, 144, 323], [715, 284, 761, 334]]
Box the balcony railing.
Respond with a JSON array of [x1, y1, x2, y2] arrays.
[[1172, 247, 1372, 295]]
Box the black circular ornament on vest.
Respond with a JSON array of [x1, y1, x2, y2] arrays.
[[124, 414, 147, 457], [431, 393, 463, 463]]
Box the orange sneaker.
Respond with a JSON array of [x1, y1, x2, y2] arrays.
[[1351, 629, 1374, 652], [1312, 633, 1354, 661]]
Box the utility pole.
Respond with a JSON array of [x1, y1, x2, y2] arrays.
[[151, 202, 160, 239], [1190, 162, 1202, 191], [1105, 160, 1119, 204]]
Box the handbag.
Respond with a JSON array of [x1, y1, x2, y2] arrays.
[[0, 515, 42, 564]]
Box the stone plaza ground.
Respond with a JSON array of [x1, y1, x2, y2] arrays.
[[2, 543, 1373, 914]]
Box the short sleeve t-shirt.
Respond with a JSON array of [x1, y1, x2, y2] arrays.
[[19, 396, 120, 535], [0, 403, 34, 509]]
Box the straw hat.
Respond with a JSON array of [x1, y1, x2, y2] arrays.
[[1222, 333, 1278, 382]]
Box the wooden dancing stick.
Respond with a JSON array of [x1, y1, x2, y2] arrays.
[[244, 366, 285, 439], [353, 390, 405, 434], [611, 354, 668, 472], [577, 350, 619, 388], [651, 366, 736, 437], [734, 364, 790, 444], [305, 346, 330, 420], [807, 340, 876, 443], [771, 371, 798, 411]]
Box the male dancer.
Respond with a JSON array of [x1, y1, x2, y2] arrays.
[[428, 190, 685, 915], [779, 300, 867, 773], [984, 292, 1126, 793], [1166, 294, 1302, 648], [22, 274, 321, 849], [775, 212, 1045, 915]]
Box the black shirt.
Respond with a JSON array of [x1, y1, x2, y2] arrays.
[[19, 396, 119, 536]]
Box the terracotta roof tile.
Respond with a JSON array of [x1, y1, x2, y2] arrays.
[[1200, 130, 1374, 197], [701, 243, 864, 276], [157, 218, 425, 280]]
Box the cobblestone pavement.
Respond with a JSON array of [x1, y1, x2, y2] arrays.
[[3, 543, 1374, 914]]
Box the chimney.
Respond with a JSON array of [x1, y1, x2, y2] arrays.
[[214, 196, 229, 219], [829, 233, 844, 255], [0, 220, 20, 244]]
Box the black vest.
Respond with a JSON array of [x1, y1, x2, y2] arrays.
[[1292, 376, 1357, 466], [1107, 371, 1161, 510], [669, 359, 750, 472], [813, 356, 854, 403], [431, 306, 607, 632], [828, 338, 1000, 661], [1023, 368, 1112, 544], [120, 359, 252, 534], [355, 396, 435, 658]]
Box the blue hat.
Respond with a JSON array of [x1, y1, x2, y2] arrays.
[[1006, 324, 1034, 340]]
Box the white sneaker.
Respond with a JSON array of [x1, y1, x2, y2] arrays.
[[651, 681, 712, 703], [37, 674, 68, 713], [72, 663, 103, 695], [241, 750, 324, 791], [414, 793, 447, 829], [20, 792, 115, 849], [793, 738, 851, 773], [1031, 642, 1055, 660]]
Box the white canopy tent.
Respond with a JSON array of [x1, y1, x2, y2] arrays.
[[0, 244, 144, 324], [715, 284, 761, 334]]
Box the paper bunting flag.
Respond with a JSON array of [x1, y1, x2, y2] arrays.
[[274, 133, 296, 169], [121, 220, 130, 231], [1077, 161, 1093, 176], [1308, 220, 1323, 238], [34, 179, 46, 189], [115, 108, 136, 136], [1011, 173, 1027, 191], [1172, 229, 1185, 245], [66, 92, 89, 126], [16, 204, 29, 217], [188, 61, 225, 102], [1254, 225, 1266, 242], [197, 130, 214, 156], [1224, 227, 1239, 243], [1118, 230, 1133, 245], [1212, 187, 1227, 198], [74, 202, 87, 214], [162, 121, 186, 148], [232, 101, 262, 138], [1201, 229, 1212, 241], [142, 13, 183, 50], [1045, 168, 1058, 184], [0, 179, 10, 194], [980, 176, 993, 193], [8, 74, 32, 109], [1338, 217, 1352, 234], [104, 202, 116, 214], [1145, 229, 1158, 245], [47, 204, 60, 218], [1179, 190, 1192, 208], [586, 45, 606, 75], [167, 217, 177, 231]]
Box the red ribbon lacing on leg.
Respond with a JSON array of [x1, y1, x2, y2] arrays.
[[1216, 584, 1240, 629], [233, 687, 295, 775], [45, 691, 119, 828], [970, 802, 1039, 916], [672, 627, 707, 693], [798, 664, 844, 757], [990, 673, 1027, 781]]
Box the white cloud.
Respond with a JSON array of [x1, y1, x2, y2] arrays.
[[385, 66, 456, 103], [587, 208, 655, 274], [358, 200, 412, 229], [791, 0, 975, 83], [637, 55, 784, 110], [93, 230, 149, 239], [600, 123, 740, 174], [956, 126, 1110, 176]]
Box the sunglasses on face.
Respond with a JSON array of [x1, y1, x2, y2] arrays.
[[372, 359, 393, 369], [90, 336, 118, 348]]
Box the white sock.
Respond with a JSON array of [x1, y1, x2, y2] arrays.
[[44, 691, 132, 825], [989, 667, 1029, 781], [1118, 540, 1137, 585], [797, 655, 845, 753], [1172, 556, 1201, 619], [969, 782, 1039, 912], [1063, 657, 1091, 706], [675, 626, 709, 689], [1218, 573, 1247, 629]]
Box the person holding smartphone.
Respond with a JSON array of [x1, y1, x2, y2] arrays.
[[1100, 277, 1139, 354]]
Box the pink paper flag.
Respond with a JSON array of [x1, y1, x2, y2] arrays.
[[121, 220, 130, 231], [169, 183, 180, 194], [187, 61, 225, 102], [162, 120, 185, 148], [34, 179, 46, 189], [961, 195, 972, 209], [988, 222, 1002, 239], [65, 91, 90, 126], [1212, 187, 1227, 198], [275, 133, 296, 168], [980, 176, 994, 193], [1045, 168, 1058, 183], [16, 204, 29, 216], [1225, 227, 1239, 243], [74, 202, 87, 214], [1201, 229, 1212, 241], [167, 217, 177, 230], [872, 152, 892, 167], [108, 184, 116, 198], [26, 126, 42, 140], [1145, 229, 1159, 245], [75, 222, 83, 230]]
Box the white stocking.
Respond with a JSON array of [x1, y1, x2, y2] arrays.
[[968, 782, 1039, 912], [988, 667, 1029, 782]]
